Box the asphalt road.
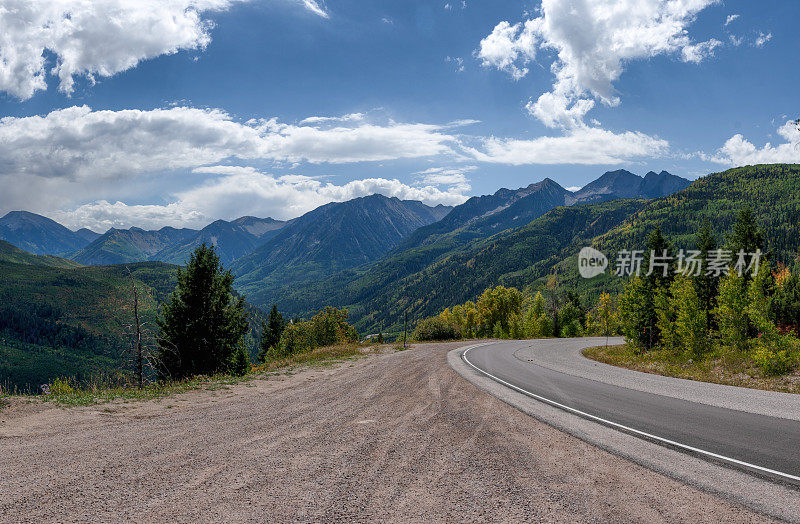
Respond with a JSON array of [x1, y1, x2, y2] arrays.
[[463, 339, 800, 483]]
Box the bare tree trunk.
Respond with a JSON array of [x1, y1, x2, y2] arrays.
[[132, 278, 143, 389]]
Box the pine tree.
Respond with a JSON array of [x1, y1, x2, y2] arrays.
[[727, 207, 765, 285], [258, 305, 287, 363], [619, 277, 651, 351], [694, 220, 718, 327], [156, 244, 249, 379], [229, 343, 251, 376]]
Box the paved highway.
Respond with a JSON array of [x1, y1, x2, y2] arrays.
[[462, 339, 800, 483]]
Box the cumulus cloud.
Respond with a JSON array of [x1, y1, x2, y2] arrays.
[[0, 106, 459, 183], [479, 0, 720, 128], [465, 127, 669, 165], [476, 20, 538, 80], [703, 121, 800, 166], [54, 166, 471, 230], [0, 0, 253, 100], [725, 14, 740, 27]]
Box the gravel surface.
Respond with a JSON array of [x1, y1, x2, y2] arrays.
[[513, 337, 800, 420], [0, 342, 771, 523]]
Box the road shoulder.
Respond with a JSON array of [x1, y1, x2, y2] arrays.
[[449, 344, 800, 522], [513, 337, 800, 421]]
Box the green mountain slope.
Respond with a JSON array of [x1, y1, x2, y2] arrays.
[[0, 259, 178, 392], [232, 194, 452, 305], [274, 199, 647, 332], [544, 164, 800, 297], [274, 164, 799, 333], [0, 240, 82, 268], [70, 227, 199, 265]]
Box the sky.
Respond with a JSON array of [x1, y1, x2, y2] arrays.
[[0, 0, 798, 232]]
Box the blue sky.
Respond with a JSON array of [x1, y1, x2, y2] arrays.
[[0, 0, 797, 231]]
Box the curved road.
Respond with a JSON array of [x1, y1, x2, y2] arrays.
[[463, 339, 800, 484]]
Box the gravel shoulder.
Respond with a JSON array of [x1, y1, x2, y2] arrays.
[[513, 337, 800, 421], [1, 342, 770, 522]]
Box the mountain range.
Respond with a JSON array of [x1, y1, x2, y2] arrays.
[[19, 164, 800, 388]]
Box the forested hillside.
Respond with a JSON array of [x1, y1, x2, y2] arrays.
[[0, 249, 265, 392], [275, 164, 800, 333]]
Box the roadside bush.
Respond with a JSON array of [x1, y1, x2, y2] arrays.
[[272, 307, 358, 359], [49, 376, 75, 396], [752, 346, 795, 376], [413, 316, 462, 341]]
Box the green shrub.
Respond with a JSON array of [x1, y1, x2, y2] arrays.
[[49, 376, 75, 396], [752, 346, 795, 376], [413, 316, 462, 341], [273, 307, 358, 359]]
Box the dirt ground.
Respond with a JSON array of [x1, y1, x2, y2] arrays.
[[0, 342, 771, 523]]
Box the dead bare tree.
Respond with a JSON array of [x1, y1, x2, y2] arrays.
[[122, 267, 162, 388]]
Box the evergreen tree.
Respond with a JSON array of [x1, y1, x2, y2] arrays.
[[156, 244, 249, 379], [694, 220, 719, 327], [727, 207, 765, 285], [619, 277, 651, 351], [258, 305, 287, 363], [634, 228, 674, 349], [672, 275, 708, 357], [715, 270, 749, 351], [229, 343, 251, 376]]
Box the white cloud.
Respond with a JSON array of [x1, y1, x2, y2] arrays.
[[465, 127, 669, 165], [681, 39, 723, 63], [446, 56, 465, 72], [475, 20, 539, 80], [299, 113, 365, 124], [565, 186, 582, 192], [0, 0, 252, 100], [703, 121, 800, 166], [55, 166, 470, 230], [479, 0, 719, 128], [725, 14, 740, 27], [0, 106, 459, 184], [298, 0, 329, 18], [413, 166, 476, 191], [754, 32, 772, 48]]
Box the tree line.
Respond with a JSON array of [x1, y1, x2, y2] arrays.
[[413, 208, 799, 377]]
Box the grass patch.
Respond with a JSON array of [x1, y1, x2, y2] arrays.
[[12, 343, 378, 408], [584, 343, 800, 394]]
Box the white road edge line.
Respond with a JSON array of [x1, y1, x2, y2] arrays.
[[461, 344, 800, 484]]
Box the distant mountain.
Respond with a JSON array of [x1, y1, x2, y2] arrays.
[[73, 228, 102, 243], [251, 168, 692, 325], [0, 240, 82, 268], [70, 227, 199, 265], [158, 216, 287, 265], [398, 178, 570, 251], [569, 169, 691, 203], [640, 170, 693, 198], [0, 211, 92, 255], [232, 194, 453, 303]]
